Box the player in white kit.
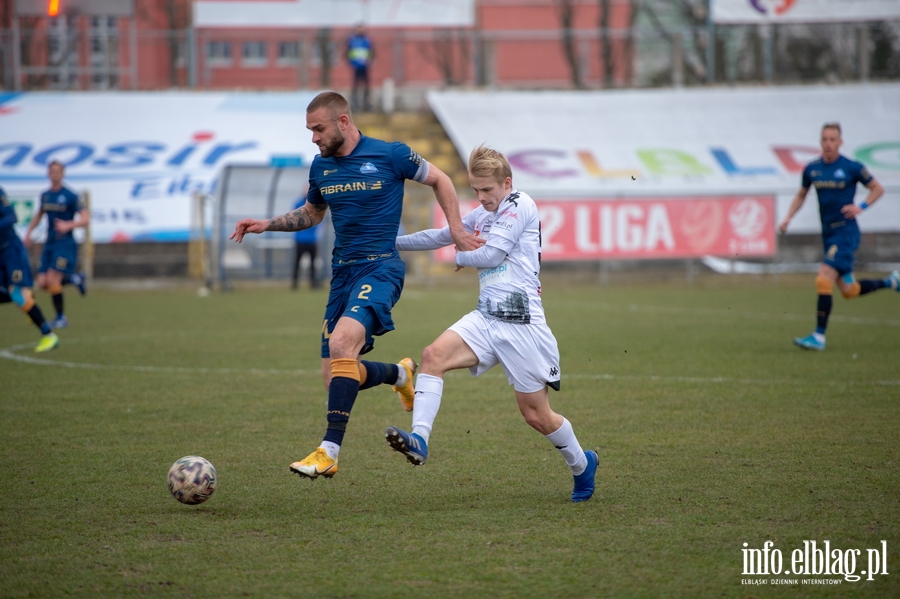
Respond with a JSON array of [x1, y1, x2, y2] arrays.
[[384, 145, 598, 502]]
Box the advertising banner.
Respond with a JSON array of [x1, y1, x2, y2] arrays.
[[428, 85, 900, 234], [433, 196, 776, 262], [0, 91, 319, 243], [712, 0, 900, 24], [194, 0, 475, 28]]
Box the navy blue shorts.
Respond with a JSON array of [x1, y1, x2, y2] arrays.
[[321, 257, 405, 358], [38, 239, 78, 275], [0, 241, 34, 289], [821, 224, 859, 277]]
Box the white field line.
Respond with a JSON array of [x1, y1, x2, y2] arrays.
[[576, 302, 900, 328], [2, 343, 897, 386], [0, 343, 312, 376]]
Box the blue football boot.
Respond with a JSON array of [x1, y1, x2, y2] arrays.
[[384, 426, 428, 466], [793, 333, 825, 351], [571, 450, 598, 503]]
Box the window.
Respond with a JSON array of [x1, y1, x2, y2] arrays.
[[91, 16, 115, 28], [242, 41, 267, 67], [206, 41, 232, 66], [277, 41, 300, 65]]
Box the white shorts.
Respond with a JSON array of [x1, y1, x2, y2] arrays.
[[448, 310, 561, 393]]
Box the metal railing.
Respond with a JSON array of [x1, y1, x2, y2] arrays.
[[1, 21, 898, 92]]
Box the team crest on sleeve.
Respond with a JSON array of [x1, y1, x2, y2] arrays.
[[408, 149, 422, 165], [860, 167, 872, 179], [360, 162, 378, 174]]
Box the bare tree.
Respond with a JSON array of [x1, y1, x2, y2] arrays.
[[137, 0, 191, 87], [163, 0, 191, 87], [871, 21, 900, 79], [556, 0, 584, 88], [622, 0, 639, 85], [0, 4, 10, 88], [316, 28, 333, 87], [598, 0, 614, 86], [419, 28, 470, 85], [639, 0, 708, 82]]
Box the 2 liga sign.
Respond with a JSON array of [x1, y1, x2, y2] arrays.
[[435, 196, 776, 262]]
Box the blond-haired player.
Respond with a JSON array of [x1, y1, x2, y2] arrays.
[[384, 145, 597, 502]]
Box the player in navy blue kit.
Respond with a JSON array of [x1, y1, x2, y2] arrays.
[[231, 91, 481, 478], [290, 195, 322, 290], [779, 123, 898, 351], [0, 186, 59, 352], [23, 161, 89, 329]]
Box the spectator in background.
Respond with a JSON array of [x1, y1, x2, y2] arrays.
[[291, 196, 321, 290], [347, 25, 373, 112]]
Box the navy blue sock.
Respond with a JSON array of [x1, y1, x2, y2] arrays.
[[52, 293, 64, 318], [27, 305, 52, 335], [323, 377, 360, 446], [859, 279, 886, 295], [816, 294, 832, 335], [358, 361, 399, 390], [0, 289, 10, 304]]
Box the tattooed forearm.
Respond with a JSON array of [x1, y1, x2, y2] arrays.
[[267, 208, 314, 232]]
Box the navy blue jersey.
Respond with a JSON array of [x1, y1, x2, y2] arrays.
[[40, 185, 83, 244], [802, 155, 873, 230], [0, 186, 19, 250], [306, 135, 428, 268]]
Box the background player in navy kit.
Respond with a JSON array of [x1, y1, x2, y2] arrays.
[[383, 146, 597, 503], [231, 91, 481, 479], [23, 161, 89, 329], [290, 195, 322, 290], [779, 123, 898, 351], [0, 186, 59, 352]]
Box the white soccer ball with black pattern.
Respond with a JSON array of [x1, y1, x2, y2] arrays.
[[167, 456, 217, 505]]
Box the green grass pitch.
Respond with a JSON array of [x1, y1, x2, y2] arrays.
[[1, 273, 898, 598]]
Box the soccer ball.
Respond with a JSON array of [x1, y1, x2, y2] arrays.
[[167, 456, 217, 505]]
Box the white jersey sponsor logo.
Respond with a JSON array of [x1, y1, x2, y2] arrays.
[[478, 259, 513, 290]]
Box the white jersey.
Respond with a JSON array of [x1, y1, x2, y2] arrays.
[[462, 190, 545, 325]]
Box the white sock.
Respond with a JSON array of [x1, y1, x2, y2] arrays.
[[411, 373, 443, 444], [320, 441, 340, 460], [545, 418, 588, 475], [394, 363, 408, 386], [813, 332, 825, 343]]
